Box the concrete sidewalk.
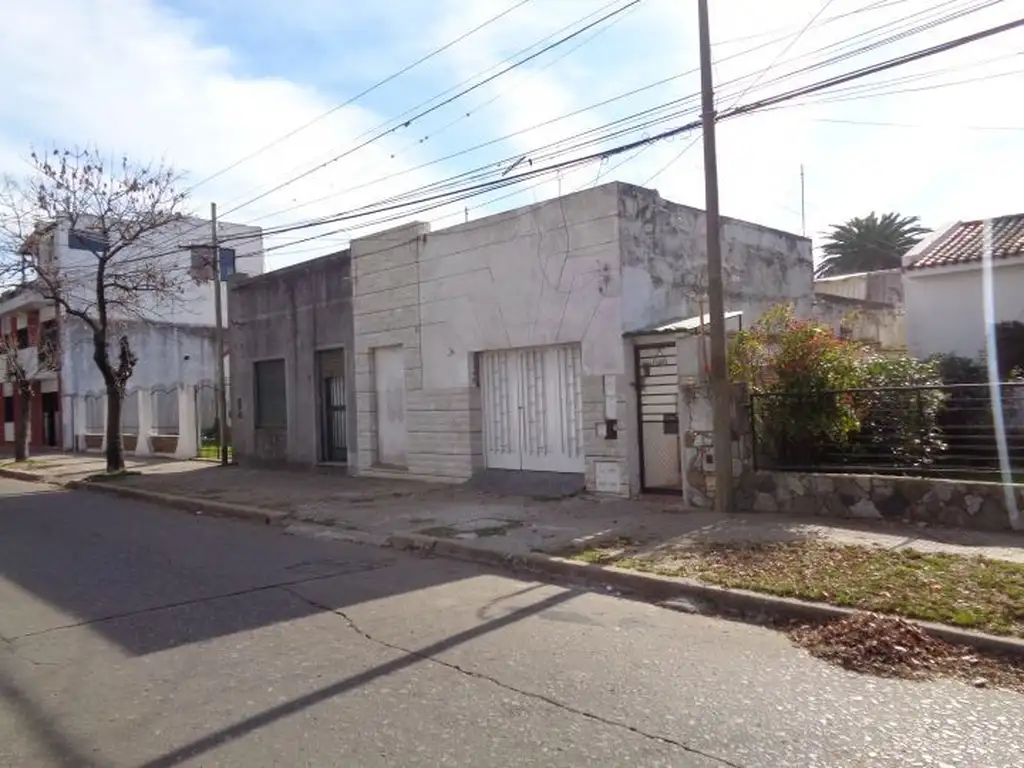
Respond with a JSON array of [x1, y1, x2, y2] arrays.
[[3, 452, 1024, 564]]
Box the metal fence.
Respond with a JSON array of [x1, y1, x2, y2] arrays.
[[194, 380, 231, 462], [750, 382, 1024, 478]]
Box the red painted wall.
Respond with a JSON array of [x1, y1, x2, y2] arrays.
[[26, 309, 39, 347], [30, 383, 43, 447], [1, 310, 55, 449]]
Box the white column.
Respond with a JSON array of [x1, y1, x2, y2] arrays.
[[71, 395, 86, 451], [135, 389, 153, 456], [174, 384, 198, 458]]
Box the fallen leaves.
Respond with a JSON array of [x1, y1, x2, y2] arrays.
[[790, 612, 1024, 693]]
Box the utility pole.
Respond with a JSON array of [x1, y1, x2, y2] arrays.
[[698, 0, 732, 514], [211, 202, 229, 467], [800, 164, 807, 237]]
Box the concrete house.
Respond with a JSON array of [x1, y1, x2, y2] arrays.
[[229, 250, 355, 468], [0, 285, 61, 450], [904, 214, 1024, 369], [12, 216, 264, 456], [813, 268, 906, 351], [230, 181, 812, 496]]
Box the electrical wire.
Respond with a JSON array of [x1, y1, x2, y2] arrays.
[[181, 0, 534, 196], [230, 13, 1024, 249], [137, 0, 625, 263], [54, 4, 1024, 273], [217, 0, 642, 220], [237, 0, 1000, 231]]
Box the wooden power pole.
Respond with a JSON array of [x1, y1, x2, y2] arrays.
[[211, 202, 229, 466], [698, 0, 732, 513]]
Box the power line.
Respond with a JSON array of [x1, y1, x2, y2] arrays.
[[72, 7, 1024, 273], [729, 0, 839, 108], [219, 0, 635, 219], [645, 0, 835, 189], [237, 0, 998, 231], [236, 13, 1024, 248], [217, 0, 642, 219], [135, 0, 602, 263], [811, 117, 1024, 131], [181, 0, 534, 196], [259, 4, 1014, 235]]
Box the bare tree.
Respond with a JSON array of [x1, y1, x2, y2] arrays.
[[0, 148, 188, 473], [0, 314, 59, 461]]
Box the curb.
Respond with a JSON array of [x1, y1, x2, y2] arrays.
[[7, 466, 1024, 659], [0, 467, 54, 484], [76, 481, 289, 526], [0, 467, 289, 527], [387, 532, 1024, 659]]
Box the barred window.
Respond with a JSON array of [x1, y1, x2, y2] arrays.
[[255, 359, 287, 428]]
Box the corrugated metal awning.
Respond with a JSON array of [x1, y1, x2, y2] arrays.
[[625, 310, 743, 337]]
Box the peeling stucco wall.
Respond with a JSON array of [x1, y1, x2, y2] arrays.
[[617, 184, 813, 333], [814, 269, 904, 305], [812, 294, 907, 350]]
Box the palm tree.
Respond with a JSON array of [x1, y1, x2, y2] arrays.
[[815, 212, 930, 278]]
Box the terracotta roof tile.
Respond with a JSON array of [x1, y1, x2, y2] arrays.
[[909, 214, 1024, 270]]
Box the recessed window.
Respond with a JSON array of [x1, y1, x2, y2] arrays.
[[254, 359, 287, 428]]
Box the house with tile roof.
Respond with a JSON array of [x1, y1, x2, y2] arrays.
[[903, 214, 1024, 372]]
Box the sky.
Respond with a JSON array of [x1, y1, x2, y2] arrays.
[[1, 0, 1022, 269]]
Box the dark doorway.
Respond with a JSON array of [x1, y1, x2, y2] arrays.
[[317, 349, 347, 463], [41, 391, 59, 447]]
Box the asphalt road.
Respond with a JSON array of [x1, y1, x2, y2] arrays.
[[1, 477, 1022, 767]]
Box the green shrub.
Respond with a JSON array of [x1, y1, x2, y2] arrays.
[[732, 304, 946, 470]]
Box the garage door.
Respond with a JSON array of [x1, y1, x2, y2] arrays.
[[480, 344, 584, 474]]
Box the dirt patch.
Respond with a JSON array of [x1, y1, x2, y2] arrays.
[[791, 613, 1024, 693], [566, 539, 1024, 638], [418, 520, 524, 539]]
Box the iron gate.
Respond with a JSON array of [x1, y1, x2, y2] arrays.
[[636, 342, 681, 493]]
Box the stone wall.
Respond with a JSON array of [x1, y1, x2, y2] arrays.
[[737, 470, 1021, 532]]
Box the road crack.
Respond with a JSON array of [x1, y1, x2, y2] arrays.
[[8, 562, 391, 642], [282, 586, 745, 768]]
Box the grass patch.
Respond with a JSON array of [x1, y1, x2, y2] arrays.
[[197, 441, 232, 461], [568, 539, 1024, 638], [0, 458, 44, 468]]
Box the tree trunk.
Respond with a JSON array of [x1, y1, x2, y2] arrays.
[[93, 329, 125, 475], [105, 385, 125, 474], [13, 383, 31, 462]]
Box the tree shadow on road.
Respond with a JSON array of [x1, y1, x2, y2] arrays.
[[0, 486, 490, 657], [137, 587, 579, 768]]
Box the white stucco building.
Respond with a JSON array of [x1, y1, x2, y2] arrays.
[[16, 215, 265, 455], [903, 214, 1024, 365], [346, 182, 811, 496]]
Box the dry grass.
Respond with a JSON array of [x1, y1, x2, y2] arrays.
[[568, 539, 1024, 638]]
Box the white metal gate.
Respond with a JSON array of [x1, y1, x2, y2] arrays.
[[481, 344, 584, 474]]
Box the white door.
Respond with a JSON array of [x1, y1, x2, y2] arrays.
[[374, 346, 407, 466], [481, 344, 584, 474]]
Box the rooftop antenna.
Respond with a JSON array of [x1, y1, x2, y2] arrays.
[[800, 164, 807, 237]]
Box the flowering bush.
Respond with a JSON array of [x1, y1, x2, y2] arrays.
[[731, 304, 946, 470]]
